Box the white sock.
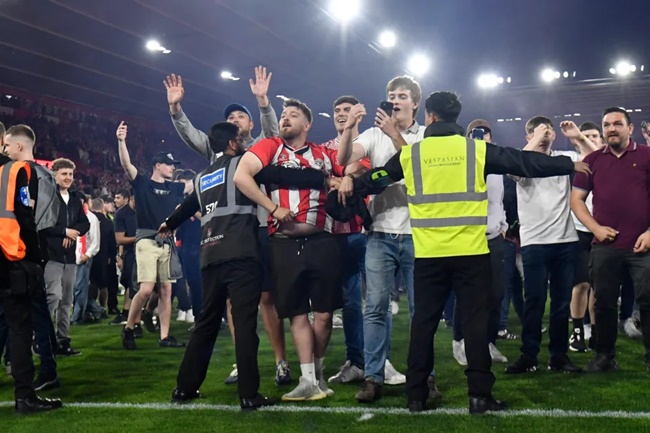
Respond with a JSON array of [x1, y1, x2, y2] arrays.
[[314, 358, 324, 381], [300, 363, 317, 384]]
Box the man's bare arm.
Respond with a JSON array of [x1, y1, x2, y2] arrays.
[[116, 121, 137, 181]]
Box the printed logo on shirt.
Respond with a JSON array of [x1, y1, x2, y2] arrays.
[[200, 168, 225, 193]]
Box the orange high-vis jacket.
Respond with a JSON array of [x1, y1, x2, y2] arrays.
[[0, 161, 32, 261]]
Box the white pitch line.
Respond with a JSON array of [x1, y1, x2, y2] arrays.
[[1, 401, 650, 419]]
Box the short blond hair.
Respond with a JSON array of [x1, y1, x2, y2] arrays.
[[386, 76, 422, 116]]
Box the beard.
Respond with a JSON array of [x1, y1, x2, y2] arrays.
[[606, 134, 625, 149], [280, 128, 298, 141]]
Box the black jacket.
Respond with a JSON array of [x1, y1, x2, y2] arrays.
[[42, 189, 90, 264], [0, 155, 41, 290], [354, 122, 576, 197]]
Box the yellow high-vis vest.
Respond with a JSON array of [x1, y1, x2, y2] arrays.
[[400, 135, 489, 258]]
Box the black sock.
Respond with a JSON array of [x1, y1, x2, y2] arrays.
[[122, 309, 129, 317], [572, 317, 584, 334]]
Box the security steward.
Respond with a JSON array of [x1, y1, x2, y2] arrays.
[[351, 91, 590, 414], [159, 122, 336, 410], [0, 153, 62, 414]]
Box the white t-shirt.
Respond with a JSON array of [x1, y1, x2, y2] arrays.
[[516, 150, 578, 246], [358, 123, 426, 234]]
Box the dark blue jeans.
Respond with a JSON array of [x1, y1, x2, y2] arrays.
[[181, 247, 202, 320], [520, 242, 577, 358], [500, 239, 524, 330]]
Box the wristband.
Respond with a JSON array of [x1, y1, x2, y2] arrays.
[[270, 204, 279, 217], [346, 174, 355, 180]]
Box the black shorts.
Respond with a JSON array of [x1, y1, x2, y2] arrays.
[[258, 227, 272, 293], [575, 230, 594, 286], [269, 232, 343, 319]]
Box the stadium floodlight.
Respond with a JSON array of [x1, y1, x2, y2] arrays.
[[406, 54, 431, 76], [146, 40, 162, 51], [162, 49, 171, 54], [378, 30, 397, 48], [615, 61, 633, 76], [318, 112, 331, 118], [609, 68, 617, 75], [563, 71, 569, 78], [477, 73, 500, 89], [329, 0, 361, 24], [220, 71, 240, 81], [541, 68, 557, 83]]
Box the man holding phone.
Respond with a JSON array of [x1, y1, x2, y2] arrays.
[[336, 76, 434, 403]]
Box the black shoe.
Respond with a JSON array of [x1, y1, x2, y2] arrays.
[[56, 342, 81, 357], [569, 331, 588, 353], [15, 395, 63, 414], [31, 341, 41, 357], [109, 308, 121, 316], [469, 396, 507, 415], [188, 324, 196, 333], [109, 314, 127, 326], [133, 324, 143, 339], [171, 388, 200, 404], [141, 310, 158, 333], [33, 374, 61, 392], [122, 327, 137, 350], [585, 353, 620, 372], [159, 336, 185, 348], [548, 354, 583, 373], [240, 393, 273, 410], [505, 354, 538, 374], [354, 378, 382, 403], [408, 400, 428, 413]]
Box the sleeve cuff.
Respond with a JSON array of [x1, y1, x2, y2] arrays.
[[170, 109, 185, 119], [259, 103, 274, 114]]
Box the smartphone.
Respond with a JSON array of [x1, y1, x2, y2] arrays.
[[471, 128, 485, 140], [380, 101, 394, 117]]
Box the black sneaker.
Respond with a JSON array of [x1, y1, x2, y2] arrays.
[[34, 374, 61, 392], [354, 378, 382, 403], [569, 330, 588, 352], [32, 341, 41, 356], [56, 342, 82, 357], [171, 388, 200, 404], [240, 393, 273, 410], [159, 336, 185, 348], [469, 396, 507, 415], [122, 327, 137, 350], [109, 314, 127, 326], [133, 324, 143, 339], [141, 310, 158, 333], [585, 353, 620, 372], [548, 354, 582, 373], [505, 354, 538, 374], [109, 308, 121, 316]]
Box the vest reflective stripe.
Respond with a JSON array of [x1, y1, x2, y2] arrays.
[[408, 138, 488, 204], [197, 156, 255, 227], [0, 161, 31, 261], [401, 135, 488, 259]]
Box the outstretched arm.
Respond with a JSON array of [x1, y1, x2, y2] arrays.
[[116, 121, 137, 181]]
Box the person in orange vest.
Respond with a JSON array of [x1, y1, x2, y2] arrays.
[[0, 151, 62, 414]]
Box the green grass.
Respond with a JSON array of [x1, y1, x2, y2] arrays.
[[1, 299, 649, 432]]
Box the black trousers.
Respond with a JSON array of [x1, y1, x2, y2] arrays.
[[590, 245, 650, 360], [0, 293, 35, 399], [107, 258, 119, 311], [406, 254, 495, 401], [176, 259, 262, 399]]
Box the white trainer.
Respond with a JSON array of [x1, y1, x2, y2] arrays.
[[328, 360, 364, 383], [452, 340, 468, 366], [281, 376, 327, 401], [384, 360, 406, 385]]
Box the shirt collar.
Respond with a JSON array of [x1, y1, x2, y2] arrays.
[[403, 120, 421, 134], [424, 122, 465, 138], [602, 139, 637, 154]]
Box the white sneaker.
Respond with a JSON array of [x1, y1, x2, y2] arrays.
[[176, 310, 187, 322], [489, 343, 508, 363], [282, 376, 327, 401], [318, 380, 334, 396], [391, 301, 399, 315], [624, 318, 643, 339], [332, 314, 343, 329], [384, 360, 406, 385], [224, 364, 238, 385], [584, 324, 592, 341], [185, 310, 195, 323], [452, 340, 468, 366], [328, 360, 364, 383]]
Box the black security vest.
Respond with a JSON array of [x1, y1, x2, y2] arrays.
[[194, 155, 260, 268]]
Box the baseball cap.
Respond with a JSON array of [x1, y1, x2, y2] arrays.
[[151, 152, 181, 167], [224, 103, 252, 120], [466, 119, 492, 136]]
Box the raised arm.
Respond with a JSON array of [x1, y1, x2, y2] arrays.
[[116, 121, 137, 181], [560, 121, 599, 160], [249, 66, 279, 141], [338, 104, 368, 166], [164, 74, 214, 161]]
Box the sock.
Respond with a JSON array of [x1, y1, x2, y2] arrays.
[[314, 358, 324, 382], [572, 317, 584, 334], [300, 363, 317, 385], [122, 309, 129, 317]]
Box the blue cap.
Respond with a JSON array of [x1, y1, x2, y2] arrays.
[[223, 103, 252, 120]]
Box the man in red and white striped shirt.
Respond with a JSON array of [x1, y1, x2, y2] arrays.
[[234, 98, 344, 402]]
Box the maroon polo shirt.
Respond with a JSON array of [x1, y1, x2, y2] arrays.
[[573, 140, 650, 250]]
